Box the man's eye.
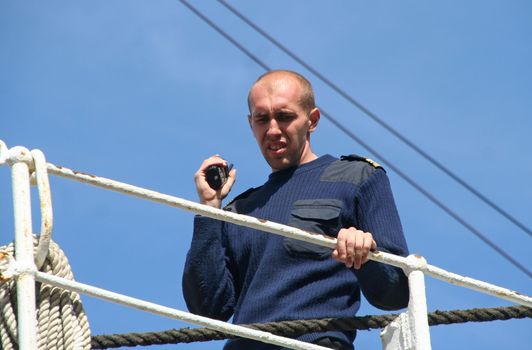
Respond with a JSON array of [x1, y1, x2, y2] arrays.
[[254, 116, 269, 124], [277, 113, 294, 121]]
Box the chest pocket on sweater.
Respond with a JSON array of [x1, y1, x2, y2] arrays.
[[283, 199, 342, 259]]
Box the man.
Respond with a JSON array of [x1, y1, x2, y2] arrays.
[[183, 70, 409, 349]]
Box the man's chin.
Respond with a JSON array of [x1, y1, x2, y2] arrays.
[[267, 158, 296, 172]]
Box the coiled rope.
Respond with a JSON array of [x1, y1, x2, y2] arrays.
[[0, 237, 91, 350], [91, 305, 531, 348]]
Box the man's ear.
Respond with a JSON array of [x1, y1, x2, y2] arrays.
[[247, 114, 252, 129], [308, 108, 320, 133]]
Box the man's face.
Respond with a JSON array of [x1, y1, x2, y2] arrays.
[[248, 76, 318, 172]]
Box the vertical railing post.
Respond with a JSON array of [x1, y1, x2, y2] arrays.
[[380, 254, 432, 350], [405, 255, 431, 349], [8, 146, 38, 349]]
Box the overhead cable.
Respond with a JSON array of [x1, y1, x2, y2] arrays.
[[178, 0, 531, 278], [216, 0, 531, 238]]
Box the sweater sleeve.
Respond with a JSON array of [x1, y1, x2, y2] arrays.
[[354, 169, 410, 310], [182, 216, 236, 321]]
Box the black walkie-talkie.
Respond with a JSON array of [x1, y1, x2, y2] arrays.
[[205, 163, 233, 190]]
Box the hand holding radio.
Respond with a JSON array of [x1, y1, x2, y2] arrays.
[[195, 155, 236, 208]]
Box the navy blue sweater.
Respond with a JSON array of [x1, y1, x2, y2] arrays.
[[183, 155, 409, 349]]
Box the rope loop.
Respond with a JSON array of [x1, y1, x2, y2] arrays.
[[0, 251, 17, 282], [30, 149, 54, 270], [0, 142, 55, 269], [0, 237, 91, 350]]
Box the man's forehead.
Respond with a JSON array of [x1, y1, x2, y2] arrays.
[[254, 73, 299, 90], [250, 89, 299, 113], [248, 73, 305, 114], [250, 77, 301, 103]]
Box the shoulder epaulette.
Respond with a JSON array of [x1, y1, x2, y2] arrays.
[[223, 186, 262, 212], [340, 154, 385, 172]]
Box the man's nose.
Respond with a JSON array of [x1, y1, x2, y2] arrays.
[[267, 119, 282, 136]]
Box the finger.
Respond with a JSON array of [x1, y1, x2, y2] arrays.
[[353, 233, 375, 268], [227, 168, 236, 183], [365, 237, 377, 264], [353, 233, 364, 269], [360, 234, 373, 265], [200, 156, 225, 173], [221, 168, 237, 198], [336, 230, 348, 262], [345, 231, 356, 268]]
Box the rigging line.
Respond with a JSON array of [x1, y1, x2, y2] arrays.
[[319, 107, 531, 279], [178, 0, 532, 278], [179, 0, 268, 72], [216, 0, 532, 238]]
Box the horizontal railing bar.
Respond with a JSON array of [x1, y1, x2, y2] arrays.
[[33, 270, 329, 350], [424, 264, 531, 305], [46, 162, 532, 308]]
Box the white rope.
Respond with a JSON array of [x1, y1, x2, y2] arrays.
[[0, 238, 91, 350], [31, 149, 54, 270]]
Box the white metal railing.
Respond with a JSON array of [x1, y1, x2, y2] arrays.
[[1, 140, 531, 350]]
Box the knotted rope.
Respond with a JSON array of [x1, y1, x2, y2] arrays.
[[0, 238, 91, 350], [90, 305, 531, 348]]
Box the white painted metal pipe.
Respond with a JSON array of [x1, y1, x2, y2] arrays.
[[8, 146, 38, 350], [32, 270, 331, 350], [2, 139, 530, 349], [0, 139, 8, 165], [404, 256, 432, 350], [46, 162, 532, 308], [46, 162, 341, 249], [424, 264, 531, 307]]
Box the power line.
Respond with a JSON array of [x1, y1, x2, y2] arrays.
[[216, 0, 531, 238], [319, 106, 531, 278], [178, 0, 531, 278]]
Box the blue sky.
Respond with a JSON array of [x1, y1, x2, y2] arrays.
[[1, 1, 531, 349]]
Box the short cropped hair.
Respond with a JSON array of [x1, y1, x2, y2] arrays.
[[247, 70, 316, 114]]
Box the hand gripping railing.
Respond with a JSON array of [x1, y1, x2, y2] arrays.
[[1, 140, 531, 350]]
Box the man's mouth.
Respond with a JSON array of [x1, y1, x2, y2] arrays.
[[267, 142, 287, 155]]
